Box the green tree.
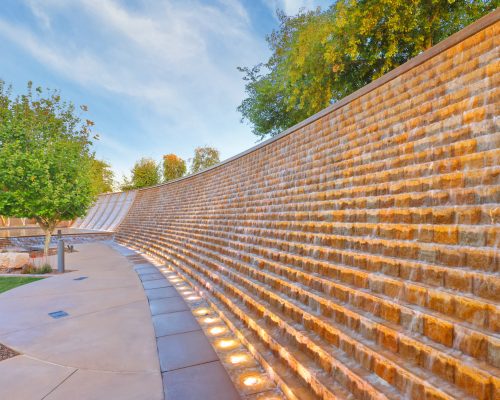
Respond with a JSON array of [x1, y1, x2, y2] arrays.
[[190, 146, 220, 174], [0, 80, 95, 256], [90, 159, 114, 194], [239, 1, 497, 139], [163, 154, 186, 182], [129, 157, 160, 188]]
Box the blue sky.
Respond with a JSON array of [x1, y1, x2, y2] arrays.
[[0, 0, 330, 182]]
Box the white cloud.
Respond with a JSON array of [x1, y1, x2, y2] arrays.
[[26, 0, 52, 29], [263, 0, 327, 17], [0, 0, 270, 177], [1, 0, 326, 180]]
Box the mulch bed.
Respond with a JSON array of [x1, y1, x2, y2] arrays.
[[0, 343, 18, 361]]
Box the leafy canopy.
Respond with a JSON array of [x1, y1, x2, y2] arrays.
[[190, 146, 220, 174], [90, 159, 114, 195], [0, 80, 95, 235], [163, 154, 186, 182], [125, 157, 161, 189], [238, 1, 497, 139]]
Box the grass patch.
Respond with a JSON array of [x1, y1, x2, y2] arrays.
[[0, 277, 43, 293]]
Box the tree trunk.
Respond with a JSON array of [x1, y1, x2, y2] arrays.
[[43, 228, 52, 260], [36, 219, 57, 261]]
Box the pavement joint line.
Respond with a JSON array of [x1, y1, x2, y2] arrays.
[[0, 299, 145, 337], [22, 354, 160, 374], [0, 284, 141, 299], [161, 359, 221, 373], [155, 327, 202, 339], [40, 368, 78, 400], [150, 309, 196, 317]]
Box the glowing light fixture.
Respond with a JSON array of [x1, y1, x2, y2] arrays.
[[217, 339, 236, 349], [203, 317, 219, 324], [186, 295, 200, 300], [209, 326, 226, 335], [229, 354, 248, 364], [194, 308, 210, 316], [243, 376, 260, 386]]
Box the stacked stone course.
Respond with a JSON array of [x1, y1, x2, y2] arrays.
[[116, 16, 500, 400]]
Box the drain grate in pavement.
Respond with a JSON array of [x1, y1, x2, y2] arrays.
[[48, 310, 69, 319], [73, 276, 88, 281]]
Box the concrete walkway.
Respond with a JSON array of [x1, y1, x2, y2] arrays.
[[0, 242, 163, 400]]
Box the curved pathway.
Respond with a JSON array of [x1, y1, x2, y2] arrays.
[[0, 242, 163, 399]]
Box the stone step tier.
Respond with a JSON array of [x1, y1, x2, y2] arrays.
[[114, 14, 500, 400]]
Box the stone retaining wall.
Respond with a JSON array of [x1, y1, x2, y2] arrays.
[[115, 12, 500, 400]]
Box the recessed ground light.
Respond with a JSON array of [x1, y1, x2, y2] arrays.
[[194, 308, 210, 316], [229, 354, 248, 364], [209, 326, 226, 335], [186, 295, 200, 300], [243, 376, 260, 386], [202, 317, 219, 324], [217, 339, 237, 349]]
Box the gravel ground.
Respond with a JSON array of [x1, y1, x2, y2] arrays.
[[0, 343, 18, 361]]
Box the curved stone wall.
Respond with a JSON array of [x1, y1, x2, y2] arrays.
[[115, 13, 499, 400]]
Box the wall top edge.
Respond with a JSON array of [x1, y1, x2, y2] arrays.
[[136, 8, 499, 193]]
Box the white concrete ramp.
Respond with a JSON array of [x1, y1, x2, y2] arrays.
[[73, 191, 136, 232]]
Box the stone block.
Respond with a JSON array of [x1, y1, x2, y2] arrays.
[[373, 358, 396, 385], [0, 252, 30, 270], [424, 316, 454, 347], [455, 364, 491, 400], [380, 302, 400, 325], [434, 226, 458, 245], [427, 291, 454, 315], [459, 227, 486, 247]]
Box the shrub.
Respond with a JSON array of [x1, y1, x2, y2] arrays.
[[21, 264, 36, 274], [38, 264, 53, 274], [21, 263, 53, 274]]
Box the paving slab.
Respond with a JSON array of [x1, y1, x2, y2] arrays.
[[0, 355, 75, 399], [163, 361, 240, 400], [153, 310, 201, 337], [157, 329, 219, 372], [143, 279, 172, 290], [44, 369, 163, 400], [137, 267, 162, 276], [1, 300, 158, 372], [149, 297, 189, 316], [140, 272, 165, 282], [145, 286, 179, 300]]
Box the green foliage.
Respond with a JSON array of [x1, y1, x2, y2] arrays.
[[127, 157, 161, 189], [190, 146, 220, 174], [239, 1, 497, 139], [163, 154, 186, 182], [90, 159, 114, 194], [21, 263, 52, 274], [0, 276, 43, 293], [0, 80, 96, 255]]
